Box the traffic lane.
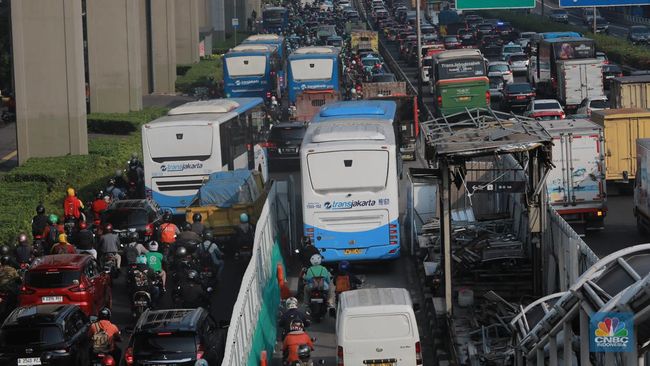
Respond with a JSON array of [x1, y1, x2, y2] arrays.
[[584, 192, 649, 257], [533, 0, 630, 40], [0, 121, 17, 171]]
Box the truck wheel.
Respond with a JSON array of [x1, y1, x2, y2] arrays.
[[638, 215, 649, 236]]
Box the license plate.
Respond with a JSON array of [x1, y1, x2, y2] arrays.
[[344, 249, 363, 255], [281, 148, 296, 153], [311, 298, 324, 303], [18, 358, 41, 366], [41, 296, 63, 303], [457, 96, 470, 102]]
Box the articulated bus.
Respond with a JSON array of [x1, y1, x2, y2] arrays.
[[301, 118, 400, 262], [223, 44, 281, 101], [430, 49, 489, 116], [262, 6, 289, 33], [288, 46, 341, 121], [142, 98, 268, 214], [242, 34, 287, 96]]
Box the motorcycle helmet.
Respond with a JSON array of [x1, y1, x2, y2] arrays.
[[187, 269, 198, 280], [163, 211, 172, 223], [286, 297, 299, 310], [338, 260, 350, 273], [0, 245, 9, 256], [203, 229, 214, 241], [301, 236, 312, 246], [95, 190, 104, 199], [36, 204, 45, 215], [98, 307, 111, 321], [104, 223, 113, 233], [128, 231, 139, 242], [136, 255, 147, 265], [309, 254, 322, 266], [289, 319, 304, 332], [67, 187, 75, 197], [240, 213, 249, 224], [297, 344, 311, 360], [79, 221, 88, 230], [18, 233, 28, 245], [192, 213, 202, 223], [183, 222, 192, 232], [148, 241, 159, 252], [176, 246, 188, 257], [58, 233, 68, 243], [0, 256, 10, 266], [48, 214, 59, 225]]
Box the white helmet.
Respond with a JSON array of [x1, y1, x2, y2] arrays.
[[351, 60, 356, 65], [310, 254, 322, 266], [148, 241, 159, 252], [286, 297, 299, 309]]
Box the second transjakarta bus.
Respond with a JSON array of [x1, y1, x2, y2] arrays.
[[301, 119, 400, 262], [223, 44, 281, 101], [262, 6, 289, 33], [242, 34, 288, 96], [430, 49, 489, 116], [142, 98, 267, 214]]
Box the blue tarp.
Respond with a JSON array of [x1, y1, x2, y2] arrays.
[[196, 169, 260, 207]]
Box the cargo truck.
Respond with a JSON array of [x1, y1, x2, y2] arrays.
[[591, 109, 650, 190], [540, 119, 606, 232], [634, 138, 650, 234], [350, 31, 379, 54], [611, 75, 650, 109], [556, 59, 604, 111]]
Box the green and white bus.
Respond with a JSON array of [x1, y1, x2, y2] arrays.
[[431, 49, 489, 116]]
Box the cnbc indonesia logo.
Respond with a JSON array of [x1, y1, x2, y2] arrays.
[[590, 313, 634, 352]]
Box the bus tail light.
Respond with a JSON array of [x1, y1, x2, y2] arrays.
[[145, 223, 154, 237], [145, 189, 152, 199], [337, 346, 344, 366], [125, 347, 134, 365], [266, 92, 272, 99], [416, 342, 423, 365], [437, 96, 442, 107], [485, 91, 491, 105]]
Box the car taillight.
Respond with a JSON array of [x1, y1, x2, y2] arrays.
[[617, 73, 623, 77], [337, 346, 344, 366], [266, 92, 272, 99], [197, 344, 205, 360], [485, 91, 491, 105], [20, 286, 35, 295], [145, 223, 154, 236], [69, 282, 86, 292], [416, 341, 423, 365], [259, 141, 276, 148], [102, 355, 116, 366], [560, 112, 566, 119], [437, 95, 442, 107], [125, 347, 134, 365]]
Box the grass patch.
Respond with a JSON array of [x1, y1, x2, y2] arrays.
[[175, 56, 223, 95], [0, 107, 168, 245], [480, 10, 650, 70], [87, 107, 168, 135]]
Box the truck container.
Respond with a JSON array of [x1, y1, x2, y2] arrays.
[[540, 119, 606, 232], [361, 81, 406, 99], [350, 31, 378, 53], [634, 138, 650, 234], [610, 75, 650, 109], [556, 58, 603, 109], [591, 109, 650, 186]]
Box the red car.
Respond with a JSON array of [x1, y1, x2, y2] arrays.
[[20, 254, 112, 316]]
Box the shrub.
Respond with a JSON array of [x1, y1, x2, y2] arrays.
[[87, 107, 168, 135], [176, 57, 223, 95]]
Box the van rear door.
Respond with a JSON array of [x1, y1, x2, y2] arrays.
[[342, 314, 418, 365]]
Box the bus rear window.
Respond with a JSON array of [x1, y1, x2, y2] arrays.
[[307, 150, 389, 191], [438, 59, 485, 79], [290, 59, 334, 81], [225, 56, 267, 77]]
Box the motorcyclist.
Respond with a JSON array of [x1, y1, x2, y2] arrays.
[[63, 187, 85, 222], [98, 224, 121, 269], [15, 233, 33, 265], [158, 212, 180, 252], [124, 231, 149, 265], [131, 255, 160, 302], [299, 237, 320, 268], [42, 214, 60, 253], [303, 254, 336, 315], [127, 154, 145, 198], [279, 297, 311, 336], [233, 213, 255, 257], [145, 241, 166, 290], [89, 308, 122, 363], [176, 222, 201, 250], [178, 269, 209, 308], [334, 260, 362, 295], [282, 320, 314, 365], [0, 256, 20, 312], [197, 229, 224, 280], [191, 213, 204, 235], [91, 190, 109, 221], [31, 204, 48, 239], [75, 221, 96, 258], [51, 234, 77, 254], [105, 178, 125, 201]]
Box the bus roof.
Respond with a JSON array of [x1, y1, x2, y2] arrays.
[[304, 120, 396, 145], [145, 98, 263, 127], [263, 6, 286, 11], [312, 100, 396, 123], [541, 36, 592, 43], [434, 49, 483, 60], [291, 46, 339, 55], [244, 34, 284, 42], [229, 44, 277, 53], [540, 31, 582, 39]]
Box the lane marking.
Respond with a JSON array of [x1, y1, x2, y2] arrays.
[[1, 150, 17, 162]]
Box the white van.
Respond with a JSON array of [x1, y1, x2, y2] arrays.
[[336, 288, 422, 365]]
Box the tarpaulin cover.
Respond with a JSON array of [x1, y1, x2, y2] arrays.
[[197, 169, 260, 207]]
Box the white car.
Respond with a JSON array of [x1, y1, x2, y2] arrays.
[[576, 96, 609, 116], [488, 61, 514, 84], [507, 53, 529, 74], [501, 42, 524, 62], [524, 99, 565, 120], [320, 1, 333, 11]]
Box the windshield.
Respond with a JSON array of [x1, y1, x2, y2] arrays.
[[604, 65, 622, 73], [489, 64, 509, 73], [478, 25, 492, 30], [590, 99, 609, 109], [503, 45, 522, 53], [263, 9, 286, 21], [328, 40, 342, 47], [489, 77, 504, 88], [362, 59, 378, 67], [26, 270, 81, 288], [536, 102, 561, 110], [1, 326, 64, 346], [134, 333, 197, 356], [102, 208, 148, 228], [509, 54, 528, 62], [506, 83, 533, 93], [439, 58, 486, 79], [444, 36, 458, 42], [269, 127, 306, 141], [631, 26, 650, 34]]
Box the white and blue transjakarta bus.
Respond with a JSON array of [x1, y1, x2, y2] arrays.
[[300, 118, 400, 262], [142, 98, 268, 214]]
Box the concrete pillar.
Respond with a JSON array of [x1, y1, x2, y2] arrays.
[[212, 0, 225, 41], [198, 0, 212, 31], [175, 0, 199, 65], [11, 0, 87, 164], [87, 0, 143, 113], [140, 0, 152, 95], [150, 0, 176, 94]]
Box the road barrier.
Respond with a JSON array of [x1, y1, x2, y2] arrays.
[[221, 181, 292, 366]]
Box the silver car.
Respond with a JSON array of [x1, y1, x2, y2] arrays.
[[507, 53, 529, 74]]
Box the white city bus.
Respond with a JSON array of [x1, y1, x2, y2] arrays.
[[142, 98, 268, 214], [300, 120, 400, 262]]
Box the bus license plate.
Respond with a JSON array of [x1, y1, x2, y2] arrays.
[[18, 358, 42, 366], [42, 296, 63, 303], [457, 96, 470, 102], [344, 249, 363, 255]]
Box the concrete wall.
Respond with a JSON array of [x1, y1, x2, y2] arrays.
[[140, 0, 152, 95], [175, 0, 200, 65], [198, 0, 212, 32], [11, 0, 87, 163], [87, 0, 143, 113], [212, 0, 226, 41], [150, 0, 176, 93]]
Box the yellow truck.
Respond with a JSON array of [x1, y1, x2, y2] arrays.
[[183, 169, 269, 237], [350, 31, 378, 53], [610, 75, 650, 109], [591, 109, 650, 188]]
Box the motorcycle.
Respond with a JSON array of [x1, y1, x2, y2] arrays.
[[306, 277, 328, 323], [102, 253, 120, 279], [131, 270, 160, 320], [91, 352, 116, 366], [292, 344, 314, 366]]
